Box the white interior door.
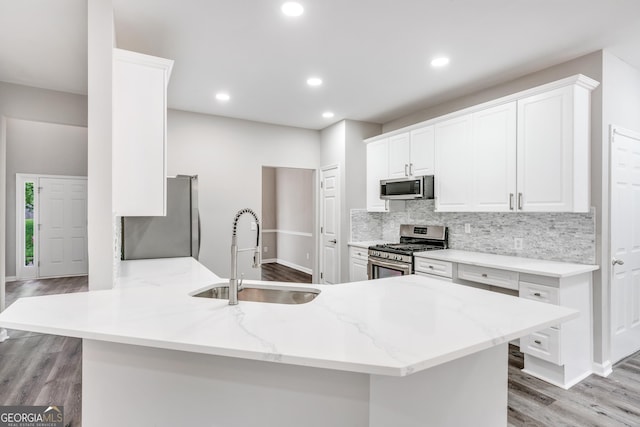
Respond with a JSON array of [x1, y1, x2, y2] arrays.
[[610, 126, 640, 363], [39, 177, 88, 278], [320, 166, 340, 284]]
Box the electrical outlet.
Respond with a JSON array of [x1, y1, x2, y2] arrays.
[[464, 223, 471, 234], [514, 238, 523, 251], [250, 221, 257, 231], [263, 246, 268, 253]]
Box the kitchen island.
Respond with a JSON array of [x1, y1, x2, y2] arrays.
[[0, 257, 577, 426]]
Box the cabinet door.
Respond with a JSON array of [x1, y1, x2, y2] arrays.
[[410, 126, 435, 176], [471, 102, 517, 211], [388, 133, 411, 178], [517, 86, 573, 212], [113, 49, 173, 216], [366, 139, 389, 212], [434, 115, 473, 211], [350, 258, 369, 282]]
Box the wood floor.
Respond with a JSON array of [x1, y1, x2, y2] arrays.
[[261, 262, 312, 283], [1, 276, 87, 427], [2, 275, 640, 427]]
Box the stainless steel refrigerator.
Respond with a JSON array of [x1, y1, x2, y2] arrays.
[[122, 175, 200, 260]]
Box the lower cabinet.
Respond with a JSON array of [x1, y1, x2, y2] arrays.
[[518, 276, 592, 389], [349, 246, 369, 282], [447, 262, 592, 389]]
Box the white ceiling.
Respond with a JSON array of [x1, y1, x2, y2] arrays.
[[1, 1, 640, 130]]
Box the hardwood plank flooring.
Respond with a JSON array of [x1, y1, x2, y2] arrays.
[[261, 262, 312, 283], [3, 275, 640, 426], [1, 276, 86, 427]]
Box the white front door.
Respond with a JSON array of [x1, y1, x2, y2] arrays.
[[610, 126, 640, 363], [39, 177, 88, 278], [320, 166, 340, 284]]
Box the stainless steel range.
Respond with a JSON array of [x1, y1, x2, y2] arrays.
[[368, 224, 448, 279]]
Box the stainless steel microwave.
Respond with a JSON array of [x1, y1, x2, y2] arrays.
[[380, 175, 434, 200]]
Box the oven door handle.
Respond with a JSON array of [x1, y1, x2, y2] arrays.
[[368, 258, 412, 278]]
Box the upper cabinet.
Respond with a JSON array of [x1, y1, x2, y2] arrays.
[[435, 102, 517, 212], [366, 138, 389, 212], [517, 85, 590, 212], [368, 74, 599, 214], [388, 128, 435, 179], [112, 48, 174, 217]]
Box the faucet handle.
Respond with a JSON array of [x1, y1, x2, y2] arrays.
[[238, 273, 244, 290], [253, 248, 261, 268]]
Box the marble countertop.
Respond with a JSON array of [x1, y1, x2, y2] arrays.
[[0, 257, 577, 377], [414, 249, 599, 278]]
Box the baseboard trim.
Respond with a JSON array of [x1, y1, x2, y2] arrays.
[[592, 361, 613, 377], [262, 258, 277, 264], [4, 276, 16, 283], [273, 259, 312, 275]]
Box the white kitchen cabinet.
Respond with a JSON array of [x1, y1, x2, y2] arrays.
[[410, 126, 435, 176], [349, 246, 369, 282], [471, 102, 517, 211], [434, 115, 473, 211], [518, 275, 592, 389], [366, 138, 389, 212], [113, 48, 173, 216], [516, 84, 591, 212], [388, 133, 411, 178], [387, 128, 435, 179]]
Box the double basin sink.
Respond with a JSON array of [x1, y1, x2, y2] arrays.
[[192, 283, 320, 305]]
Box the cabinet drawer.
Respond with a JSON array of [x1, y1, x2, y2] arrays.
[[519, 282, 559, 305], [414, 258, 453, 278], [521, 327, 562, 365], [457, 264, 518, 290], [349, 247, 369, 261]]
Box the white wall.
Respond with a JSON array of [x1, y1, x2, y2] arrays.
[[87, 0, 115, 291], [167, 109, 320, 279], [599, 50, 640, 367], [5, 119, 88, 278]]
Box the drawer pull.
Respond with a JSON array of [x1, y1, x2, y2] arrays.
[[533, 292, 542, 297], [534, 340, 542, 345], [481, 273, 488, 278]]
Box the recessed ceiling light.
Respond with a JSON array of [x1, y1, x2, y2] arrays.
[[307, 77, 323, 87], [215, 93, 230, 101], [322, 112, 334, 119], [281, 2, 304, 17], [430, 57, 450, 68]]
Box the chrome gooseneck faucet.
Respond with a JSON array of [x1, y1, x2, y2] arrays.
[[229, 208, 261, 305]]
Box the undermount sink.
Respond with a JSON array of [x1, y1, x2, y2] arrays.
[[192, 283, 320, 305]]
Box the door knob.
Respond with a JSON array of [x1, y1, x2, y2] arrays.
[[612, 258, 625, 266], [329, 239, 337, 244]]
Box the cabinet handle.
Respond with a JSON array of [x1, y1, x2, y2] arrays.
[[533, 292, 542, 297], [409, 163, 413, 175], [518, 193, 523, 210], [509, 193, 514, 210], [481, 273, 488, 278], [534, 340, 542, 345], [404, 164, 408, 176], [429, 265, 434, 269], [385, 200, 389, 211]]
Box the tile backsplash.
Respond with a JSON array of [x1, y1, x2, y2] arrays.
[[351, 200, 596, 264]]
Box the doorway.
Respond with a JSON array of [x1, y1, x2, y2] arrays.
[[15, 174, 88, 280], [261, 166, 315, 282], [610, 125, 640, 363]]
